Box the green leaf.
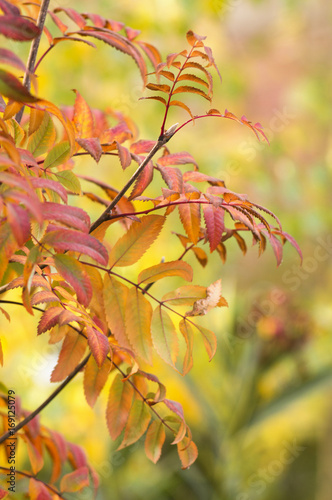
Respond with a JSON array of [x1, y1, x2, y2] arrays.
[[27, 112, 56, 157], [118, 400, 151, 450], [44, 141, 71, 169], [55, 169, 81, 195], [151, 306, 179, 369]]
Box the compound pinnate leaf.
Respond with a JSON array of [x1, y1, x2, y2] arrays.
[[138, 260, 193, 285], [106, 373, 134, 440], [51, 330, 87, 382], [117, 399, 151, 450], [151, 306, 179, 369], [109, 215, 165, 268], [145, 420, 166, 464], [86, 325, 109, 367], [60, 466, 90, 493], [54, 254, 93, 307], [125, 287, 153, 364]]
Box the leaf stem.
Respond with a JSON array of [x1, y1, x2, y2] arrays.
[[0, 354, 91, 445], [15, 0, 51, 123]]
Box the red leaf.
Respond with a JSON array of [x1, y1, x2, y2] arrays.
[[0, 0, 20, 15], [42, 203, 90, 233], [116, 141, 132, 169], [76, 137, 102, 162], [163, 398, 185, 422], [31, 178, 68, 203], [157, 166, 183, 192], [38, 307, 63, 335], [0, 15, 40, 41], [0, 48, 26, 71], [29, 478, 52, 499], [6, 203, 30, 246], [54, 254, 92, 307], [54, 7, 86, 29], [0, 69, 38, 103], [157, 152, 198, 169], [203, 204, 225, 252], [130, 140, 156, 154], [128, 160, 154, 200], [60, 466, 89, 493], [43, 227, 108, 266], [86, 326, 109, 367]]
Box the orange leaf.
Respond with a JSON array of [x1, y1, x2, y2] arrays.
[[103, 275, 131, 349], [38, 307, 63, 335], [29, 478, 51, 499], [177, 73, 209, 89], [51, 330, 87, 382], [106, 373, 134, 440], [54, 254, 92, 307], [146, 83, 170, 93], [86, 325, 109, 367], [117, 400, 151, 450], [145, 420, 166, 464], [169, 100, 194, 120], [84, 355, 111, 407], [21, 435, 44, 474], [186, 30, 206, 47], [192, 246, 208, 267], [177, 436, 198, 469], [116, 141, 132, 169], [137, 260, 193, 285], [179, 319, 194, 375], [109, 215, 165, 268], [128, 160, 154, 200], [73, 89, 94, 138], [172, 85, 211, 101], [125, 287, 153, 364], [178, 200, 200, 244], [162, 285, 206, 305], [186, 279, 223, 317], [60, 466, 90, 493]]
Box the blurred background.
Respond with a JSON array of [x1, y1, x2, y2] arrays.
[[1, 0, 332, 498]]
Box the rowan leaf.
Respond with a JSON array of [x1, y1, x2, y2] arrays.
[[128, 160, 153, 200], [169, 100, 194, 120], [117, 399, 151, 450], [31, 178, 68, 203], [0, 69, 38, 102], [103, 275, 130, 349], [185, 279, 223, 317], [106, 373, 134, 440], [6, 203, 30, 246], [51, 330, 87, 382], [54, 254, 92, 307], [44, 141, 71, 169], [157, 152, 198, 169], [178, 200, 200, 244], [84, 355, 111, 407], [0, 48, 26, 71], [109, 215, 165, 268], [193, 323, 217, 360], [202, 204, 225, 252], [162, 285, 206, 306], [146, 83, 171, 93], [60, 466, 90, 493], [31, 290, 59, 306], [76, 137, 102, 162], [145, 420, 166, 464], [139, 95, 167, 106], [44, 228, 108, 266], [27, 112, 56, 157], [125, 287, 153, 364], [138, 261, 193, 285], [179, 319, 194, 375], [192, 246, 208, 267], [177, 436, 198, 469], [186, 30, 206, 47], [29, 478, 51, 499], [73, 89, 94, 138], [42, 202, 90, 232], [0, 15, 40, 41], [163, 398, 185, 422], [151, 306, 179, 369], [21, 435, 44, 474], [172, 85, 211, 101], [38, 307, 63, 335], [116, 141, 132, 169], [55, 169, 81, 195], [86, 325, 109, 367]]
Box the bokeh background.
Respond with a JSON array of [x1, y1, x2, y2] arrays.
[[1, 0, 332, 498]]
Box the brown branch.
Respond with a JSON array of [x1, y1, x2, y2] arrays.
[[15, 0, 51, 123], [89, 129, 176, 234], [0, 354, 90, 444]]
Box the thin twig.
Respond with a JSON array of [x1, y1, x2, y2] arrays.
[[15, 0, 51, 123]]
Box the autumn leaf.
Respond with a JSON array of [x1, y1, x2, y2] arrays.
[[185, 279, 224, 316], [117, 400, 151, 450], [137, 260, 193, 285], [125, 287, 153, 364], [145, 420, 166, 464], [177, 436, 198, 469], [29, 478, 51, 499], [109, 215, 165, 268], [106, 373, 134, 440], [86, 325, 110, 367], [60, 466, 90, 493], [103, 275, 131, 349], [162, 285, 206, 306], [84, 355, 111, 407], [151, 306, 179, 369], [51, 330, 87, 382], [54, 254, 93, 307]]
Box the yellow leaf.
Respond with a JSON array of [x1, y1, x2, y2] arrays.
[[109, 214, 165, 268], [178, 201, 200, 244], [117, 400, 151, 450], [145, 420, 166, 464], [151, 306, 179, 369], [177, 436, 198, 469], [106, 373, 134, 440], [137, 260, 193, 285], [103, 275, 131, 349], [125, 287, 153, 364]]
